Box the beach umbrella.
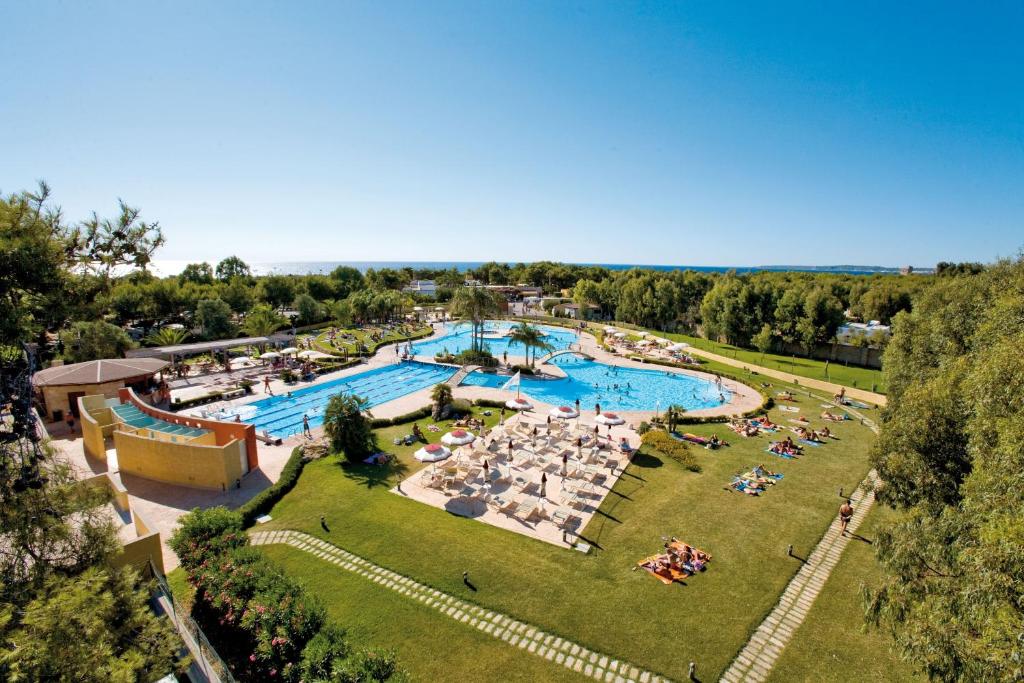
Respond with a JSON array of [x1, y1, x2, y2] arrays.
[[595, 412, 625, 426], [603, 326, 617, 333], [259, 351, 281, 360], [414, 443, 452, 463], [613, 332, 628, 338], [668, 343, 688, 352], [550, 405, 579, 419], [636, 339, 653, 346], [413, 306, 423, 311], [297, 350, 318, 359], [281, 347, 299, 355], [506, 397, 533, 410], [441, 429, 475, 446]]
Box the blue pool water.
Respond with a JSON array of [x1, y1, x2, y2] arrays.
[[461, 354, 729, 413], [244, 361, 455, 437], [412, 321, 580, 359]]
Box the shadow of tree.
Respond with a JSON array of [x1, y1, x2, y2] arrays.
[[338, 458, 410, 489], [630, 450, 663, 469]]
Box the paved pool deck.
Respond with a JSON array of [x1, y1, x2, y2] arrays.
[[49, 321, 763, 569]]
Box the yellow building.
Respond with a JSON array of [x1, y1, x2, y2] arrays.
[[79, 472, 165, 575], [79, 389, 259, 491]]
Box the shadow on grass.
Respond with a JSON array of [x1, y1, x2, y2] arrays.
[[338, 459, 410, 489], [630, 451, 664, 469]]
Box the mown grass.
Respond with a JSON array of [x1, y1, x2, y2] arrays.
[[767, 504, 923, 682], [256, 381, 884, 680], [310, 323, 432, 356]]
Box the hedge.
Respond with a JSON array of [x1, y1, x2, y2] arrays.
[[641, 430, 700, 472], [369, 405, 432, 428], [238, 447, 307, 526]]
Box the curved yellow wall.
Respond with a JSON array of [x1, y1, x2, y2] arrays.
[[113, 430, 245, 491]]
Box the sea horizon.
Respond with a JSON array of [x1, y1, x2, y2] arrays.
[[150, 259, 932, 278]]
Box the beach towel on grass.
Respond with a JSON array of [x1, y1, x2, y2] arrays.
[[779, 405, 800, 413], [799, 439, 822, 447], [767, 447, 797, 459]]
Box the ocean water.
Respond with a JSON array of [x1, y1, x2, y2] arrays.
[[150, 259, 910, 277]]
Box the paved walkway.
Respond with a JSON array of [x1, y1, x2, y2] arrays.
[[250, 529, 670, 683], [719, 399, 881, 682], [681, 345, 887, 408]]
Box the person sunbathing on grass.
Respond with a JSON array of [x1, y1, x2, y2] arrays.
[[777, 391, 795, 401], [817, 426, 832, 439], [753, 464, 779, 479]]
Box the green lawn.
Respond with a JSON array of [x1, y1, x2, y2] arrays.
[[768, 505, 923, 682], [262, 545, 585, 682], [311, 323, 432, 356], [255, 382, 884, 680]]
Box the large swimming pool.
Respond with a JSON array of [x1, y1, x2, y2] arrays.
[[461, 354, 729, 413], [243, 361, 455, 437], [412, 321, 580, 359]]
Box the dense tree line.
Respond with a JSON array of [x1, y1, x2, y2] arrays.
[[867, 257, 1024, 680]]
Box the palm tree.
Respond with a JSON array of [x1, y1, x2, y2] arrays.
[[430, 382, 453, 420], [145, 326, 189, 347], [508, 323, 553, 367], [450, 287, 501, 352], [242, 304, 286, 351]]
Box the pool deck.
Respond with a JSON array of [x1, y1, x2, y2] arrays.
[[50, 321, 763, 569]]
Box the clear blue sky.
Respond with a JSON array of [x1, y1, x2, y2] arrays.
[[2, 1, 1022, 268]]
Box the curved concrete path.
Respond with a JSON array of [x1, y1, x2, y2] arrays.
[[681, 346, 887, 408]]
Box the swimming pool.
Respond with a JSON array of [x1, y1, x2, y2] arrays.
[[412, 321, 580, 359], [460, 354, 729, 413], [243, 361, 455, 437]]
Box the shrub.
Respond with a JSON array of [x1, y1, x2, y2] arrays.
[[636, 421, 651, 435], [450, 398, 472, 415], [239, 378, 255, 394], [280, 368, 297, 383], [472, 398, 507, 409], [168, 506, 246, 570], [237, 448, 307, 526], [641, 430, 700, 472], [453, 348, 499, 367], [510, 364, 535, 375], [369, 405, 432, 428]]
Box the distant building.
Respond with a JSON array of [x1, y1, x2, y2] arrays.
[[900, 265, 915, 275], [403, 280, 437, 296], [836, 320, 891, 346], [552, 302, 600, 320]]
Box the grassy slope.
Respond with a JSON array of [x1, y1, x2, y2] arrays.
[[257, 383, 881, 680], [262, 545, 586, 682], [768, 504, 923, 682]]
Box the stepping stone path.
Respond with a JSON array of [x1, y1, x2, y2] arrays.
[[720, 398, 882, 682], [249, 529, 667, 683]]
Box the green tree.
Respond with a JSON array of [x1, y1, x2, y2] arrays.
[[0, 566, 180, 682], [145, 326, 189, 347], [323, 394, 376, 462], [430, 382, 453, 421], [242, 304, 285, 340], [508, 322, 552, 367], [257, 275, 296, 309], [105, 281, 147, 325], [215, 255, 252, 281], [195, 298, 234, 339], [329, 265, 366, 299], [752, 323, 774, 360], [294, 293, 323, 326], [865, 258, 1024, 680], [60, 321, 134, 362], [178, 262, 214, 285], [221, 275, 255, 314], [450, 287, 501, 352]]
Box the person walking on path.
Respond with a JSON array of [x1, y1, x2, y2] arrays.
[[540, 472, 548, 499], [302, 414, 311, 438], [263, 376, 273, 395], [838, 499, 854, 535]]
